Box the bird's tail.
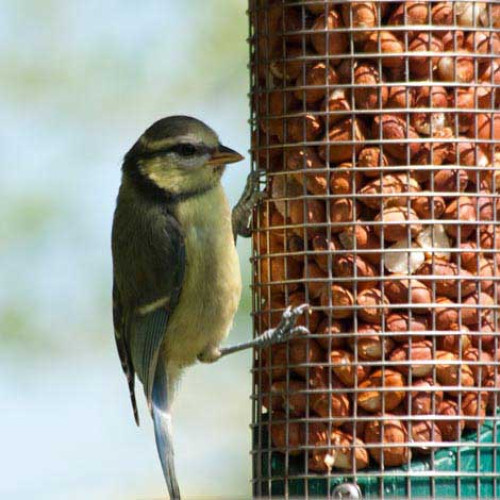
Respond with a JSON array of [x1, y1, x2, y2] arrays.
[[151, 364, 181, 500]]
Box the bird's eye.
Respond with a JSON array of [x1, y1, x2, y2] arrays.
[[172, 144, 197, 157]]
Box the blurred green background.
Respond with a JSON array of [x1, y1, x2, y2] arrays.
[[0, 1, 254, 498]]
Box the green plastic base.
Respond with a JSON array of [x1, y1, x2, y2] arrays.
[[254, 421, 500, 498]]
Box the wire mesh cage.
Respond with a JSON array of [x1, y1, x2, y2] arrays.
[[248, 0, 500, 497]]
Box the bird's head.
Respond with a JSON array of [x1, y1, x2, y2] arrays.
[[123, 116, 244, 200]]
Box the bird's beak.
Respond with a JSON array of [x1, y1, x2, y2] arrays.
[[207, 144, 244, 166]]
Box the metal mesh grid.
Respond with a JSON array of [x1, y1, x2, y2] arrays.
[[248, 0, 500, 498]]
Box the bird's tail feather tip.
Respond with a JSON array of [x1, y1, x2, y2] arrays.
[[152, 368, 181, 499], [152, 405, 181, 499]]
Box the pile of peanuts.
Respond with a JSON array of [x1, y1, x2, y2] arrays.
[[250, 0, 500, 473]]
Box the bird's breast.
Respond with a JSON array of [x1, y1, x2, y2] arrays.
[[163, 184, 242, 369]]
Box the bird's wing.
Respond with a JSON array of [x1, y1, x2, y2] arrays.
[[113, 205, 185, 499], [112, 281, 139, 425], [112, 207, 186, 417]]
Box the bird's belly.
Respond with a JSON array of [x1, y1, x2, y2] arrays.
[[163, 186, 242, 370]]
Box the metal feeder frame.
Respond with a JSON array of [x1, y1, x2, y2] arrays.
[[249, 0, 500, 498]]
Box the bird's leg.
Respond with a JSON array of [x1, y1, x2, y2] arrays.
[[198, 304, 310, 363], [219, 304, 310, 358], [232, 169, 265, 242]]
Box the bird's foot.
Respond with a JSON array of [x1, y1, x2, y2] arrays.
[[232, 169, 266, 240], [255, 304, 310, 348], [216, 304, 310, 359]]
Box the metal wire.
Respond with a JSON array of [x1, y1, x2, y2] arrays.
[[249, 0, 500, 498]]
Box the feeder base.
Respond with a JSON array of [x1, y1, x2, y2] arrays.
[[254, 419, 500, 498]]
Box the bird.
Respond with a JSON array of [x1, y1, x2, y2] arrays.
[[111, 115, 308, 499]]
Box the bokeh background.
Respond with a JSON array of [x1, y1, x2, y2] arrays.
[[0, 1, 254, 498]]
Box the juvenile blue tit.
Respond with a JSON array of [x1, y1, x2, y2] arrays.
[[112, 116, 308, 499]]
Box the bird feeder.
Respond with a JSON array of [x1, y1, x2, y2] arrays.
[[249, 0, 500, 497]]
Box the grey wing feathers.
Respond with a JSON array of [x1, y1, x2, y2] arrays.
[[129, 308, 169, 407], [112, 200, 186, 422]]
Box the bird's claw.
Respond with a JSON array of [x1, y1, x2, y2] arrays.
[[241, 170, 266, 210], [245, 169, 265, 195], [216, 304, 310, 359], [263, 304, 311, 345], [232, 169, 266, 239]]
